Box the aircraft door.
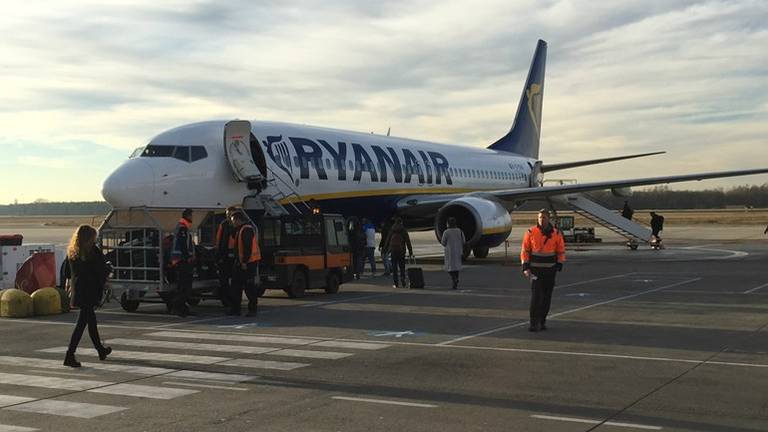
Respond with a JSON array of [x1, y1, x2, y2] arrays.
[[224, 120, 264, 190]]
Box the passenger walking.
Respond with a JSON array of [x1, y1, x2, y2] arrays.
[[521, 209, 565, 332], [650, 212, 665, 240], [383, 218, 413, 288], [348, 217, 366, 280], [441, 217, 466, 290], [64, 225, 112, 367], [379, 217, 394, 276], [170, 208, 196, 317], [621, 201, 634, 220], [362, 218, 377, 276], [229, 212, 261, 317], [215, 206, 238, 309]]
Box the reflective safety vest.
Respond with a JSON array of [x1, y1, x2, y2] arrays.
[[237, 224, 261, 264], [216, 222, 236, 258], [170, 218, 195, 266], [520, 224, 565, 268]]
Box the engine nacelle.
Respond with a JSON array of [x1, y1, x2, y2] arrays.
[[435, 196, 512, 248]]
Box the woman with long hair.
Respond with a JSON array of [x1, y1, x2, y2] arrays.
[[64, 224, 112, 367]]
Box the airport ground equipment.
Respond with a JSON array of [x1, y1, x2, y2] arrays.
[[557, 215, 602, 243], [98, 207, 221, 312], [1, 243, 57, 289], [257, 212, 352, 298], [553, 194, 651, 248]]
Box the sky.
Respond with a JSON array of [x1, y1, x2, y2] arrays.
[[1, 0, 766, 204]]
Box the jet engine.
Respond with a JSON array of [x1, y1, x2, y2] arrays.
[[434, 196, 512, 258]]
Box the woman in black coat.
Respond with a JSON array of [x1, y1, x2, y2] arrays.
[[64, 224, 112, 367]]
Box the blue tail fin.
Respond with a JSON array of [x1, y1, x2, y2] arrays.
[[487, 39, 547, 158]]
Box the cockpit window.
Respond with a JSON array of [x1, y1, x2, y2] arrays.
[[191, 146, 208, 162], [141, 145, 175, 157], [173, 146, 190, 162], [129, 146, 145, 159]]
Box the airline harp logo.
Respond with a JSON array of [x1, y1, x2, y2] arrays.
[[526, 83, 542, 133]]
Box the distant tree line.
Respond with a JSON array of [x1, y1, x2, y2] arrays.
[[587, 184, 768, 210], [0, 201, 111, 216]]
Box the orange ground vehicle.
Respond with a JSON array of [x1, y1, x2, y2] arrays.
[[257, 213, 352, 298]]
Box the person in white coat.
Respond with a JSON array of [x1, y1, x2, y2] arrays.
[[440, 217, 466, 290]]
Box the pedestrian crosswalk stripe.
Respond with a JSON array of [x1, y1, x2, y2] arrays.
[[38, 348, 231, 365], [0, 356, 175, 376], [5, 399, 127, 419], [162, 381, 248, 391], [89, 383, 198, 399], [145, 331, 390, 350], [0, 372, 111, 391], [0, 395, 35, 408], [269, 349, 352, 360], [312, 340, 390, 350], [166, 370, 255, 383], [146, 331, 318, 346], [220, 358, 309, 371], [107, 338, 281, 355], [0, 424, 39, 432]]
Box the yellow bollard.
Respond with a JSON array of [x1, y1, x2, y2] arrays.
[[0, 289, 33, 318], [31, 287, 62, 316]]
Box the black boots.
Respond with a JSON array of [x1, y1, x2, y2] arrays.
[[63, 351, 81, 368], [98, 346, 112, 361]]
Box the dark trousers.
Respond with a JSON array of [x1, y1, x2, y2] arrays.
[[449, 271, 459, 289], [364, 247, 377, 274], [391, 251, 406, 286], [173, 261, 194, 313], [67, 306, 102, 354], [230, 262, 258, 314], [218, 257, 233, 307], [530, 267, 557, 327], [352, 252, 364, 277]]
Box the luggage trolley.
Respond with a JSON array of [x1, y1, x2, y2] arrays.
[[98, 207, 221, 312]]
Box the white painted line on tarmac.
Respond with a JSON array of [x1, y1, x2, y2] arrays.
[[268, 349, 353, 360], [89, 383, 198, 399], [5, 399, 127, 419], [0, 425, 39, 432], [744, 282, 768, 294], [557, 272, 637, 289], [38, 347, 231, 365], [0, 395, 36, 408], [166, 370, 256, 383], [532, 414, 662, 430], [25, 369, 97, 378], [439, 278, 701, 345], [0, 372, 111, 391], [146, 331, 318, 346], [311, 340, 390, 350], [0, 356, 175, 376], [220, 358, 309, 371], [162, 381, 248, 391], [107, 338, 281, 355], [331, 396, 437, 408]]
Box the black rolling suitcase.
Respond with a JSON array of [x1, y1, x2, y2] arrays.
[[407, 256, 424, 289]]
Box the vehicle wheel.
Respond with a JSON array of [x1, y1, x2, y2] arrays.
[[187, 297, 201, 306], [325, 273, 340, 294], [284, 270, 306, 298], [629, 244, 638, 250], [472, 246, 490, 259], [120, 292, 140, 312]]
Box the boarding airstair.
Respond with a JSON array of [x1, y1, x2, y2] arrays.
[[552, 194, 652, 244]]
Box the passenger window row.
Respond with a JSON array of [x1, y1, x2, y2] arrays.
[[140, 145, 208, 162]]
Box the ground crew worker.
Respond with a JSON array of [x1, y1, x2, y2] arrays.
[[229, 212, 261, 316], [215, 206, 238, 309], [521, 209, 565, 332], [170, 208, 196, 317]]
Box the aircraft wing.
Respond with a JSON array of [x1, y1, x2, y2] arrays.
[[397, 167, 768, 215]]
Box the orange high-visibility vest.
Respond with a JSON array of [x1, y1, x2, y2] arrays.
[[170, 218, 195, 266], [216, 222, 236, 255], [520, 225, 565, 268], [237, 225, 261, 264]]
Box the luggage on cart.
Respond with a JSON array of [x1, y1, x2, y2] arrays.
[[0, 234, 23, 246], [407, 256, 424, 289]]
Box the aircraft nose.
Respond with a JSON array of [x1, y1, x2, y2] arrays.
[[101, 159, 156, 207]]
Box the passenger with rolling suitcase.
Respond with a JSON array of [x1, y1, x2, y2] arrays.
[[382, 218, 413, 288]]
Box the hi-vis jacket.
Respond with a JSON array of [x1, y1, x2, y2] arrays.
[[236, 224, 261, 265], [520, 224, 566, 269], [170, 218, 195, 266], [215, 221, 236, 259]]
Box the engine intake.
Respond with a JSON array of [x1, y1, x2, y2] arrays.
[[435, 196, 512, 248]]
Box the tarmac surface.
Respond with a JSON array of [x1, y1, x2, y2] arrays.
[[1, 233, 767, 432]]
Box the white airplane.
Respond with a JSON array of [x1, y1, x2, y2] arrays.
[[102, 39, 768, 257]]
